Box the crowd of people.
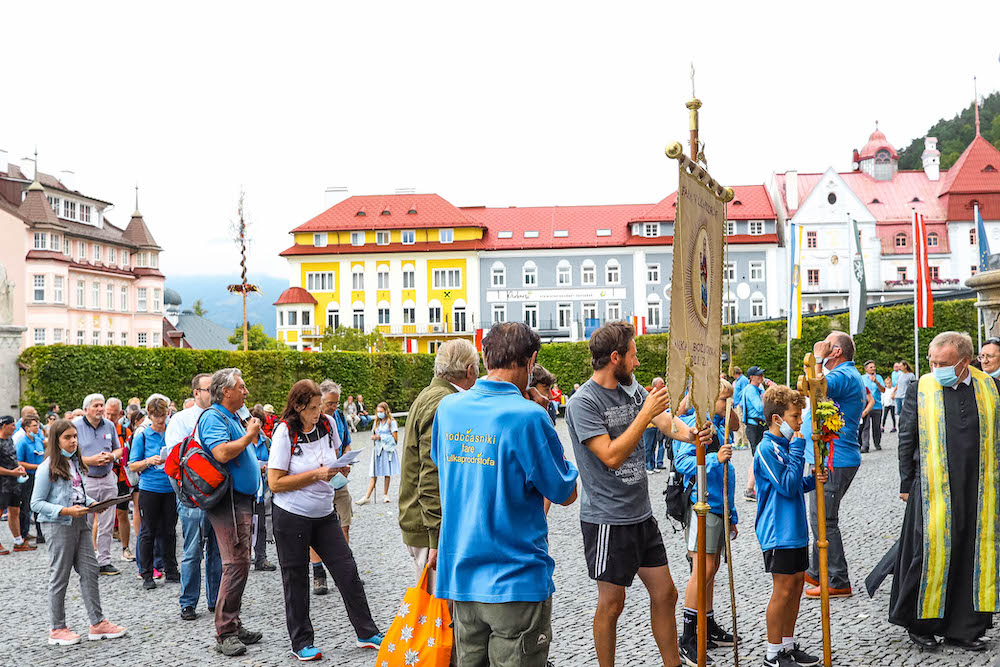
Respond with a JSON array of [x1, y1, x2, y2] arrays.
[[0, 323, 996, 666]]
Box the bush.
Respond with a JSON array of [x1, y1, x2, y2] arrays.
[[19, 299, 978, 411]]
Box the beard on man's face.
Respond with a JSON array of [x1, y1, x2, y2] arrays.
[[613, 357, 633, 385]]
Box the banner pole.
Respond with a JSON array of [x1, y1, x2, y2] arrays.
[[912, 210, 920, 377], [722, 398, 739, 667]]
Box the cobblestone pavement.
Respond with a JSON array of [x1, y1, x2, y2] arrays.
[[1, 423, 996, 666]]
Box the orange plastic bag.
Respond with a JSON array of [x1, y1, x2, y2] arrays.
[[375, 565, 453, 667]]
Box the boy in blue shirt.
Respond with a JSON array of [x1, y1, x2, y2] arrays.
[[14, 416, 46, 542], [674, 380, 741, 667], [754, 385, 827, 667]]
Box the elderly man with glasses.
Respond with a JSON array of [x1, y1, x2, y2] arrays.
[[977, 337, 1000, 379]]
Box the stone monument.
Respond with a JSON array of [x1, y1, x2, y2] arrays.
[[0, 263, 25, 416], [966, 257, 1000, 339]]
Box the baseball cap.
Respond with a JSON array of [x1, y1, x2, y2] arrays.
[[0, 415, 14, 427], [747, 366, 766, 377]]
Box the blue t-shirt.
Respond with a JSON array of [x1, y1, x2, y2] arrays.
[[675, 413, 738, 523], [739, 383, 765, 424], [891, 369, 900, 386], [14, 431, 46, 477], [861, 374, 885, 410], [197, 404, 260, 496], [820, 362, 866, 468], [128, 427, 174, 493], [732, 375, 749, 407], [431, 379, 579, 603]]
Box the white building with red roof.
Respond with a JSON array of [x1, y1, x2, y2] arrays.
[[770, 126, 1000, 312], [0, 149, 166, 349]]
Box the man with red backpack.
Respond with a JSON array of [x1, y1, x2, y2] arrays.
[[196, 368, 264, 658]]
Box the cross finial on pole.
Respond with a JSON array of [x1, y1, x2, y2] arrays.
[[975, 76, 981, 137], [690, 62, 696, 99]]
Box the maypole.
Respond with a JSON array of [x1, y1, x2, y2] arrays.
[[227, 192, 261, 351]]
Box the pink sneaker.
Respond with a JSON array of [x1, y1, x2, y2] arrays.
[[49, 628, 82, 645], [88, 620, 127, 641], [153, 568, 163, 579]]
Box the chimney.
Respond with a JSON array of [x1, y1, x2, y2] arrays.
[[921, 137, 940, 182], [0, 149, 7, 174], [324, 186, 348, 208], [394, 187, 416, 195], [59, 169, 75, 192], [786, 171, 799, 211], [20, 156, 35, 182]]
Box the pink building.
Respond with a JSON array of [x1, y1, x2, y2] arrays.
[[0, 151, 165, 349]]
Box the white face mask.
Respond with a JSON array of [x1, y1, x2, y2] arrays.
[[778, 420, 795, 440], [376, 411, 385, 419], [619, 374, 640, 397]]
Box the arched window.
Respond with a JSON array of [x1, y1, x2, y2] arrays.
[[377, 300, 390, 326], [926, 232, 939, 248], [557, 260, 572, 286], [581, 259, 596, 286], [377, 264, 390, 290], [402, 299, 416, 324], [874, 149, 892, 181], [452, 298, 467, 333], [402, 263, 415, 290], [491, 261, 506, 288], [894, 232, 908, 248], [326, 302, 340, 329], [351, 266, 365, 290], [646, 294, 662, 329], [751, 291, 766, 319], [605, 259, 621, 285], [351, 301, 365, 330], [522, 261, 537, 287], [428, 298, 443, 329]]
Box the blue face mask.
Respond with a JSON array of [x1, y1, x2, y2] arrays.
[[61, 447, 76, 458], [778, 420, 795, 440], [990, 368, 1000, 379], [933, 364, 961, 387]]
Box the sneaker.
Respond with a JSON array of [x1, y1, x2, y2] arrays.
[[180, 606, 197, 621], [208, 606, 216, 613], [216, 635, 248, 657], [356, 633, 384, 649], [121, 548, 135, 562], [707, 617, 735, 646], [804, 573, 819, 587], [313, 574, 329, 596], [0, 544, 8, 555], [890, 428, 898, 433], [291, 645, 323, 661], [153, 568, 163, 579], [254, 560, 277, 572], [744, 489, 757, 502], [355, 497, 370, 506], [99, 564, 121, 576], [679, 638, 714, 667], [646, 469, 655, 475], [88, 620, 127, 641], [143, 579, 156, 590], [763, 650, 798, 667], [786, 643, 820, 666], [237, 627, 263, 645], [383, 495, 392, 503], [35, 535, 45, 545], [13, 541, 37, 551], [48, 628, 82, 646], [804, 585, 852, 598]]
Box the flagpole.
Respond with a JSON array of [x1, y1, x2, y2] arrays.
[[912, 210, 919, 377], [787, 223, 793, 386], [976, 203, 983, 351]]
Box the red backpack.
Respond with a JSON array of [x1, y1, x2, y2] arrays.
[[165, 407, 232, 510]]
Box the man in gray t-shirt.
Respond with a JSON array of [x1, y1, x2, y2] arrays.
[[566, 322, 704, 667]]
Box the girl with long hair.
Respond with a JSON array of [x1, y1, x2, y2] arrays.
[[30, 419, 127, 646], [356, 401, 399, 505], [268, 379, 382, 661]]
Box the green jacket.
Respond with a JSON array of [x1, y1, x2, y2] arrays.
[[398, 377, 457, 549]]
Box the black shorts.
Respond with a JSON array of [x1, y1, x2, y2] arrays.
[[746, 424, 766, 454], [582, 516, 668, 587], [117, 480, 133, 510], [763, 547, 809, 575], [0, 488, 24, 508]]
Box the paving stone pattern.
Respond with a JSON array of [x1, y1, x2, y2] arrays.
[[0, 424, 995, 666]]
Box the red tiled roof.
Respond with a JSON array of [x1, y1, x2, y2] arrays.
[[26, 250, 71, 263], [858, 129, 898, 161], [773, 171, 947, 222], [280, 240, 482, 257], [273, 287, 318, 306], [132, 267, 165, 278], [630, 185, 775, 222], [625, 233, 780, 247], [462, 204, 652, 249], [20, 188, 62, 226], [937, 135, 1000, 212], [292, 194, 485, 234], [123, 213, 160, 249]]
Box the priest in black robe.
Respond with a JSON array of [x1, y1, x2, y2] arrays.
[[890, 331, 1000, 652]]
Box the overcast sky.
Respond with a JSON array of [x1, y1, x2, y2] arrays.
[[3, 2, 999, 281]]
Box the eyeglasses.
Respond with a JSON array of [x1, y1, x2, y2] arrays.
[[978, 353, 1000, 361]]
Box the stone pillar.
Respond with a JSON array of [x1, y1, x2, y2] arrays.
[[966, 269, 1000, 339], [0, 324, 25, 416]]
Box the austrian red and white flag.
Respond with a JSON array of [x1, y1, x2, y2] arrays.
[[914, 211, 934, 328], [403, 339, 418, 354], [631, 316, 646, 335]]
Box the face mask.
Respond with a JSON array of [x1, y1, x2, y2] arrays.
[[778, 420, 795, 440], [61, 447, 76, 458], [17, 474, 28, 484], [376, 411, 385, 419], [236, 405, 251, 421], [619, 374, 640, 397], [990, 368, 1000, 379], [933, 364, 961, 388]]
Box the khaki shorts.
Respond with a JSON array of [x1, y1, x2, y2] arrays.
[[684, 506, 726, 554], [334, 486, 353, 526]]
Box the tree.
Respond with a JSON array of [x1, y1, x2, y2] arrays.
[[229, 324, 285, 351], [318, 325, 397, 352], [897, 91, 1000, 170], [191, 299, 207, 316]]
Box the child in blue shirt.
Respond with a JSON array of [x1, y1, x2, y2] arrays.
[[754, 385, 827, 667]]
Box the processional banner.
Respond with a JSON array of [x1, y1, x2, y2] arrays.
[[667, 165, 725, 423]]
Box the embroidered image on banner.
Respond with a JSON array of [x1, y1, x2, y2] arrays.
[[667, 166, 725, 422]]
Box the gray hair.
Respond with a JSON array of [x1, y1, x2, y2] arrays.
[[125, 403, 140, 415], [106, 397, 122, 411], [651, 376, 665, 388], [83, 393, 105, 410], [930, 331, 975, 361], [211, 368, 243, 404], [145, 393, 170, 411], [434, 339, 480, 381], [319, 380, 341, 397]]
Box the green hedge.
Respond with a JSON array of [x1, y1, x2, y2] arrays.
[[18, 346, 435, 415], [18, 299, 979, 412]]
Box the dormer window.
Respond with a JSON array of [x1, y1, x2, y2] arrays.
[[498, 231, 513, 239], [870, 198, 881, 204], [927, 232, 939, 248], [355, 208, 366, 217], [401, 230, 416, 245], [439, 229, 454, 244], [381, 208, 391, 215], [874, 149, 893, 180], [643, 222, 660, 238], [313, 233, 328, 247], [407, 207, 417, 214], [895, 232, 908, 248], [732, 200, 742, 206], [524, 231, 539, 238], [910, 197, 921, 203], [985, 165, 997, 173]]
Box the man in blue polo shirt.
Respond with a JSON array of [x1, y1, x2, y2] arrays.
[[804, 331, 866, 599], [740, 366, 767, 502], [14, 416, 46, 543], [432, 322, 578, 667], [197, 368, 263, 658]]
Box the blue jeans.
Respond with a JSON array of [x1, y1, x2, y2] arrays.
[[178, 500, 222, 611], [655, 438, 668, 468], [643, 429, 659, 470]]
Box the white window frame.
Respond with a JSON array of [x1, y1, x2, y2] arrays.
[[749, 261, 764, 281], [91, 282, 99, 308], [643, 222, 660, 238], [378, 305, 390, 325], [76, 330, 84, 345], [109, 247, 116, 264], [153, 288, 162, 313], [33, 232, 46, 250], [377, 268, 389, 290], [523, 303, 538, 329], [326, 304, 340, 329], [402, 265, 415, 289], [605, 260, 620, 285], [647, 297, 662, 329], [351, 232, 365, 246], [523, 262, 537, 287], [491, 262, 506, 288], [452, 304, 467, 332], [78, 241, 86, 261], [53, 328, 63, 343], [557, 262, 571, 287], [492, 303, 507, 325], [93, 244, 101, 262], [137, 332, 147, 347], [76, 280, 85, 307], [376, 231, 390, 246], [352, 269, 365, 291], [106, 283, 114, 310], [33, 328, 46, 346], [306, 272, 335, 292], [749, 220, 764, 235], [432, 268, 462, 289], [54, 276, 64, 303], [80, 204, 91, 223], [313, 232, 328, 247], [352, 308, 365, 331], [120, 286, 128, 311], [438, 228, 454, 244], [137, 287, 148, 312], [646, 263, 660, 283], [401, 230, 416, 245], [557, 303, 572, 329], [33, 275, 45, 302], [606, 301, 621, 321], [725, 221, 735, 235], [751, 295, 766, 318], [402, 301, 415, 324], [582, 301, 598, 323], [121, 332, 128, 345], [581, 260, 596, 286], [725, 262, 736, 280]]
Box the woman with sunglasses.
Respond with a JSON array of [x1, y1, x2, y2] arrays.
[[268, 379, 382, 661]]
